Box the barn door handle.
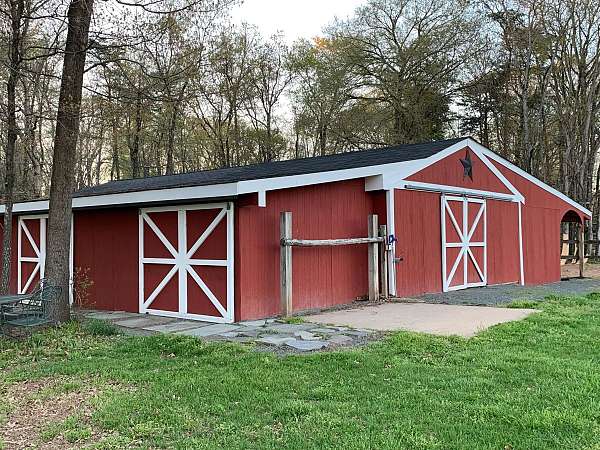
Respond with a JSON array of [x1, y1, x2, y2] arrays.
[[394, 257, 403, 263]]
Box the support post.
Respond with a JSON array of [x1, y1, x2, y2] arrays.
[[578, 222, 585, 278], [368, 214, 379, 301], [280, 212, 293, 317], [379, 224, 388, 299]]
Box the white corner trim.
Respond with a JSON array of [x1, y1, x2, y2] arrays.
[[480, 145, 592, 217], [518, 201, 525, 285], [385, 189, 397, 296]]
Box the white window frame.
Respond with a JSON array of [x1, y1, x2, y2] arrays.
[[138, 202, 234, 323], [441, 195, 487, 292]]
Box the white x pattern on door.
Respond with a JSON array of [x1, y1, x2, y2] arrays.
[[441, 195, 487, 292], [139, 203, 234, 323], [18, 215, 47, 294]]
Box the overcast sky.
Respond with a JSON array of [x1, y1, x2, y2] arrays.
[[231, 0, 366, 42]]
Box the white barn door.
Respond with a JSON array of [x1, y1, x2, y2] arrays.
[[441, 195, 487, 291], [139, 203, 234, 323], [18, 215, 47, 294]]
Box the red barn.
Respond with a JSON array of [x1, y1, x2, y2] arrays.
[[0, 137, 590, 322]]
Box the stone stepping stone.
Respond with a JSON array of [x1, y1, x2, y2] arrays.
[[294, 330, 321, 341], [264, 323, 312, 333], [176, 324, 240, 337], [343, 330, 370, 337], [256, 335, 296, 346], [115, 316, 174, 328], [238, 329, 261, 338], [285, 339, 329, 351], [238, 319, 267, 327], [219, 331, 241, 338], [328, 335, 353, 345], [86, 311, 138, 321], [142, 321, 204, 333], [309, 327, 339, 335]]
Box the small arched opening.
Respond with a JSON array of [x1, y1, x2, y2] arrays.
[[560, 210, 586, 279]]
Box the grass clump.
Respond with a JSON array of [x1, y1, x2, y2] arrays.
[[82, 319, 120, 336]]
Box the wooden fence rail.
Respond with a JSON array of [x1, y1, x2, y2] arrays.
[[280, 211, 386, 317]]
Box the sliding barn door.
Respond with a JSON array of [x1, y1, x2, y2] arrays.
[[139, 203, 234, 323], [441, 195, 487, 291], [18, 215, 47, 294]]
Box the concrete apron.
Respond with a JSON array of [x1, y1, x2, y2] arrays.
[[305, 302, 538, 338]]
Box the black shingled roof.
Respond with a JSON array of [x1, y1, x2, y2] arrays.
[[74, 137, 466, 198]]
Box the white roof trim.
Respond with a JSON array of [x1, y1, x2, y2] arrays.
[[0, 138, 588, 216], [478, 141, 592, 217], [0, 183, 239, 214]]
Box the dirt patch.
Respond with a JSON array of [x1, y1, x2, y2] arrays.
[[561, 262, 600, 279], [0, 377, 124, 449]]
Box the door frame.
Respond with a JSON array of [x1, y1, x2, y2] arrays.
[[138, 202, 235, 323], [441, 195, 487, 292]]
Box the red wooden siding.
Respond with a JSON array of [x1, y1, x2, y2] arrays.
[[73, 208, 139, 312], [491, 160, 586, 284], [235, 179, 375, 321], [394, 189, 443, 296], [407, 146, 512, 194], [486, 200, 520, 285]]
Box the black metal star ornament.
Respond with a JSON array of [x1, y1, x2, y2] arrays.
[[460, 149, 473, 180]]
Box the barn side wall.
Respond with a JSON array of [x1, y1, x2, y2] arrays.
[[235, 179, 377, 321], [491, 161, 586, 285], [73, 207, 139, 312]]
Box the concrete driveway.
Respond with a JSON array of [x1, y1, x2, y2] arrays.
[[305, 302, 538, 337]]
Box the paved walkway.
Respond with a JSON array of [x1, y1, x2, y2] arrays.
[[82, 310, 377, 353], [305, 303, 538, 337]]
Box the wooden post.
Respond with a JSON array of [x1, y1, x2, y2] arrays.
[[280, 212, 292, 317], [368, 214, 379, 301], [379, 224, 388, 299], [578, 222, 585, 278]]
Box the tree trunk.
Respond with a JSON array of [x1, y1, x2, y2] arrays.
[[1, 0, 25, 295], [165, 103, 177, 175], [130, 91, 142, 178], [45, 0, 94, 323]]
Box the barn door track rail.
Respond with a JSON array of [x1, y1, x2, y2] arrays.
[[280, 212, 388, 317]]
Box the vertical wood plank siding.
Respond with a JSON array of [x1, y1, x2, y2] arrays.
[[491, 161, 588, 285], [73, 208, 139, 312], [235, 179, 375, 321]]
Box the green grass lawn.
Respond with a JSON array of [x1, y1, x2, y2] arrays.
[[1, 295, 600, 449]]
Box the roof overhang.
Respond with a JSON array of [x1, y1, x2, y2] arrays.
[[0, 138, 591, 218]]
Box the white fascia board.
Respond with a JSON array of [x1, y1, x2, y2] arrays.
[[0, 183, 239, 214], [399, 181, 519, 202], [480, 144, 592, 217], [236, 160, 417, 195], [72, 183, 239, 209], [1, 200, 50, 214]]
